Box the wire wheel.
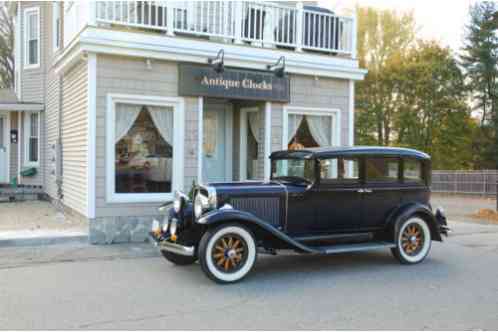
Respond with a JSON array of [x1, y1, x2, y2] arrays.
[[211, 234, 248, 274], [401, 223, 425, 256]]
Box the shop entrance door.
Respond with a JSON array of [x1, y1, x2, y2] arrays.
[[202, 102, 233, 183]]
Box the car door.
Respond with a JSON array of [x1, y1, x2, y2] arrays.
[[362, 156, 402, 230], [311, 157, 363, 233]]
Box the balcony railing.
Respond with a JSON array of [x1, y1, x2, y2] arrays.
[[94, 1, 355, 56]]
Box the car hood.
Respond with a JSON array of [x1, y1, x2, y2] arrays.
[[205, 181, 307, 206]]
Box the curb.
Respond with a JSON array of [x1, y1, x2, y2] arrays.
[[0, 235, 89, 248]]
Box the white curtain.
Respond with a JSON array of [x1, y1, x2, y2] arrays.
[[148, 106, 174, 145], [287, 114, 304, 144], [248, 111, 262, 143], [307, 115, 332, 147], [115, 103, 141, 143]]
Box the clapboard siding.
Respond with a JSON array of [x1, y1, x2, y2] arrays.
[[95, 55, 199, 218], [61, 60, 88, 216]]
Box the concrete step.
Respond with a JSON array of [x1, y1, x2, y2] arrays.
[[0, 230, 88, 248]]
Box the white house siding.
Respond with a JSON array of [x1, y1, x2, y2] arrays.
[[94, 55, 199, 219], [289, 75, 351, 146], [61, 60, 88, 217], [17, 2, 50, 187]]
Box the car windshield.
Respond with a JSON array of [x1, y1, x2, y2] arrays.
[[271, 158, 315, 184]]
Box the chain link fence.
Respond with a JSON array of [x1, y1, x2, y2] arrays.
[[431, 170, 498, 196]]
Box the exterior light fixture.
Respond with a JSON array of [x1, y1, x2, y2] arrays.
[[267, 56, 285, 77], [208, 49, 224, 73]]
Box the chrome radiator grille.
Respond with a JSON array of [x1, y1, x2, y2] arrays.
[[231, 197, 281, 226]]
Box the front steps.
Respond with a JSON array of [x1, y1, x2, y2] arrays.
[[0, 185, 44, 202]]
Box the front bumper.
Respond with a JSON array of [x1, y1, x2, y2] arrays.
[[149, 232, 195, 257]]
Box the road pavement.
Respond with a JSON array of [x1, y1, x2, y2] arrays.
[[1, 220, 498, 330]]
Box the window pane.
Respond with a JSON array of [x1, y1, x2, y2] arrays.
[[288, 114, 333, 149], [115, 105, 174, 194], [321, 157, 359, 182], [29, 138, 38, 162], [404, 159, 423, 183], [366, 158, 399, 182], [29, 13, 38, 39], [30, 113, 38, 136], [29, 40, 38, 64], [272, 159, 314, 183]]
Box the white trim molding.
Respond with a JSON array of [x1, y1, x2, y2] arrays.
[[23, 7, 40, 70], [105, 94, 185, 204], [264, 102, 272, 181], [87, 53, 97, 218], [197, 97, 203, 184], [282, 106, 342, 150], [23, 111, 40, 168], [54, 27, 368, 80], [349, 80, 355, 146]]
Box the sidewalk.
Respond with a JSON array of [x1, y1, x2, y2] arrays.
[[0, 200, 88, 247]]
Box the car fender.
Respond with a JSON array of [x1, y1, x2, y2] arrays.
[[197, 209, 318, 253], [386, 203, 442, 242]]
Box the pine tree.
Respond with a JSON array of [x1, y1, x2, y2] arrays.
[[460, 1, 498, 168]]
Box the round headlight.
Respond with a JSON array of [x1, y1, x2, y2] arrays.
[[194, 194, 204, 218], [169, 219, 177, 236], [173, 191, 184, 213], [162, 215, 169, 233]]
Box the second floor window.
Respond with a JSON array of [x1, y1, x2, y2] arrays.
[[24, 8, 40, 68]]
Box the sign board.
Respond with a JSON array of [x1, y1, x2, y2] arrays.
[[178, 64, 290, 102]]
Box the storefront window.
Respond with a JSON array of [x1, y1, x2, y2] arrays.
[[287, 113, 333, 150], [114, 104, 173, 194]]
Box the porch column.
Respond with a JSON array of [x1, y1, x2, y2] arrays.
[[264, 102, 271, 180], [197, 97, 204, 183], [17, 111, 21, 184]]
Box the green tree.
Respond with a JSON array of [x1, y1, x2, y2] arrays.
[[0, 2, 14, 89], [355, 6, 416, 146], [460, 1, 498, 168]]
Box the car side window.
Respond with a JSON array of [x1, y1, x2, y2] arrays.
[[320, 157, 360, 183], [366, 157, 400, 182], [403, 158, 424, 183]]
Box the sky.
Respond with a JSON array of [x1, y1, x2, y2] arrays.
[[319, 0, 477, 52]]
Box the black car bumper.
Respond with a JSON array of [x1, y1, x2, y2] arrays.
[[149, 232, 196, 257], [435, 209, 451, 236]]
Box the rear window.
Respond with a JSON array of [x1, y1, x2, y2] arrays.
[[366, 157, 400, 182], [403, 158, 424, 183]]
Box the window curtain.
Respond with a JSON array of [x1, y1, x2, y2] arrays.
[[287, 114, 303, 143], [306, 115, 332, 147], [115, 103, 141, 143], [248, 111, 262, 143], [148, 106, 174, 145]]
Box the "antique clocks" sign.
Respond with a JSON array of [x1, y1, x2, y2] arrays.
[[178, 64, 290, 102]]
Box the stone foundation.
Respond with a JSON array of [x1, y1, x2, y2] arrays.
[[89, 216, 159, 244]]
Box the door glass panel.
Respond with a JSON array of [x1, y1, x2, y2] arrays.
[[366, 157, 399, 182], [203, 111, 217, 157], [404, 159, 423, 183], [115, 104, 173, 194], [320, 157, 359, 182], [0, 117, 3, 147]]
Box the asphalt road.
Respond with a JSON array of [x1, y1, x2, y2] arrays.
[[1, 221, 498, 330]]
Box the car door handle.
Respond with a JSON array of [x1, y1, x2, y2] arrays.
[[357, 189, 373, 193], [357, 189, 365, 193]]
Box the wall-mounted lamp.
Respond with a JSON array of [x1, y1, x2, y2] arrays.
[[208, 49, 224, 73], [267, 56, 285, 77]]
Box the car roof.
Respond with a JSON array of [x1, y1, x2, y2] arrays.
[[270, 146, 431, 160]]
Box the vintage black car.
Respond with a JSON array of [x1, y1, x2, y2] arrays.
[[150, 146, 449, 283]]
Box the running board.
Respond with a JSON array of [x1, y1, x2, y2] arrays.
[[310, 241, 396, 255]]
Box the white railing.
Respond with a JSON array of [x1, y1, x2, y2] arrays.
[[432, 170, 498, 196], [94, 1, 355, 56]]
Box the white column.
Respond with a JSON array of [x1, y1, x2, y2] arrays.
[[88, 1, 97, 26], [234, 1, 243, 44], [87, 53, 97, 219], [166, 2, 175, 36], [197, 97, 204, 183], [264, 102, 272, 181], [295, 2, 304, 52], [349, 80, 355, 146], [351, 12, 358, 59], [17, 111, 22, 184]]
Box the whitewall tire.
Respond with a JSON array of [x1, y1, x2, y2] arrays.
[[199, 224, 257, 283], [392, 217, 432, 264]]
